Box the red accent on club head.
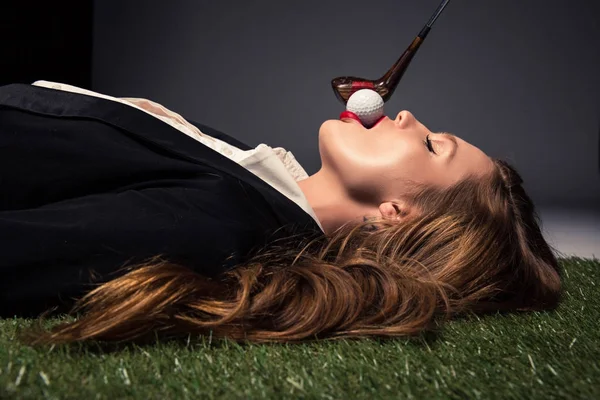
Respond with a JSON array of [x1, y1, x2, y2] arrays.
[[351, 81, 375, 90]]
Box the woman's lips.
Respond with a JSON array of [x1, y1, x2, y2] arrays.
[[339, 111, 386, 128], [339, 110, 362, 124]]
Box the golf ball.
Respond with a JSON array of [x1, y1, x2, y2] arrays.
[[346, 89, 384, 127]]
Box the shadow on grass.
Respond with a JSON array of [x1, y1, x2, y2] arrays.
[[15, 318, 449, 356]]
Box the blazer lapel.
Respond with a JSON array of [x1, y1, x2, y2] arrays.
[[0, 83, 322, 235]]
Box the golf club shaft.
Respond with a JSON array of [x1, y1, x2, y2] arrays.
[[377, 0, 451, 99], [331, 0, 451, 104]]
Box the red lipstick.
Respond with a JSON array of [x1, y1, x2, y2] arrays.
[[339, 110, 361, 123], [340, 111, 385, 128]]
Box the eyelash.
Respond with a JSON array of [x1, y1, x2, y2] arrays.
[[424, 134, 436, 154]]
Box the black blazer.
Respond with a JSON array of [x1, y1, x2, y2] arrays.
[[0, 84, 323, 317]]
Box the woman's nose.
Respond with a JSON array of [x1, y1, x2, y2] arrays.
[[394, 110, 415, 129]]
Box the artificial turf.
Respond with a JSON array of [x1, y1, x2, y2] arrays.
[[0, 257, 598, 399]]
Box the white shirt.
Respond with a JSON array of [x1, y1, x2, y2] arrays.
[[32, 80, 324, 232]]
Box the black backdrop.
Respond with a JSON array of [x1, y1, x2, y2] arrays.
[[0, 1, 93, 88]]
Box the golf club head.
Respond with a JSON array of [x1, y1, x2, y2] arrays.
[[331, 75, 398, 105]]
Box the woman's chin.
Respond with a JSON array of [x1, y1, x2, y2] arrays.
[[318, 119, 342, 137]]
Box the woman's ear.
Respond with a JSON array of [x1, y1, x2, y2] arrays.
[[378, 200, 415, 221]]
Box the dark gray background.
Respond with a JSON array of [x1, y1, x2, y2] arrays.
[[92, 0, 600, 209]]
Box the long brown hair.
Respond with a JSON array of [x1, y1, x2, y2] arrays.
[[18, 158, 563, 345]]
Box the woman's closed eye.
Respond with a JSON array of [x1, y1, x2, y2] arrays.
[[424, 134, 437, 154]]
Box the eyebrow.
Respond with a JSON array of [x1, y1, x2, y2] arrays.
[[438, 132, 458, 161]]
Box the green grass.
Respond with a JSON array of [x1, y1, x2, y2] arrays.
[[1, 257, 598, 400]]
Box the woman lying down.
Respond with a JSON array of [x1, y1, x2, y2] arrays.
[[0, 80, 562, 346]]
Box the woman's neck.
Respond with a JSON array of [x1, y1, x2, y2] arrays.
[[297, 168, 369, 235]]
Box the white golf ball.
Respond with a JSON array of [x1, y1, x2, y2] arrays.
[[346, 89, 384, 127]]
